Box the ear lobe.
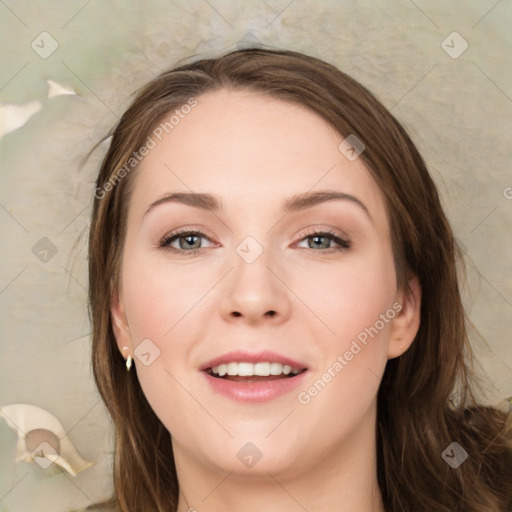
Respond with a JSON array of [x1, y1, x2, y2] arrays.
[[387, 274, 421, 359], [110, 286, 132, 353]]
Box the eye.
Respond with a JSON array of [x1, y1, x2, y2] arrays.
[[158, 228, 351, 256], [296, 229, 351, 253], [159, 229, 216, 255]]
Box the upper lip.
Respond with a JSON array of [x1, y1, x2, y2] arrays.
[[199, 350, 308, 371]]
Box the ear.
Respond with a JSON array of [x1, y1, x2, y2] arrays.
[[111, 284, 132, 354], [387, 274, 421, 359]]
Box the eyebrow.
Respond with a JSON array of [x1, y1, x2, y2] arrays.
[[145, 192, 221, 215], [144, 190, 372, 221]]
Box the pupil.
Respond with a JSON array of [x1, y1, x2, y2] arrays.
[[182, 235, 200, 249], [311, 236, 328, 249]]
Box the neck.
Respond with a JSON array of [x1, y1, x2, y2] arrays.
[[174, 404, 384, 512]]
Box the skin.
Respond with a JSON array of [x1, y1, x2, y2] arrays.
[[111, 89, 421, 511]]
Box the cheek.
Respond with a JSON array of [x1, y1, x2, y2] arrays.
[[120, 249, 211, 350], [291, 256, 395, 451], [294, 246, 396, 402], [295, 246, 397, 346], [119, 249, 209, 434]]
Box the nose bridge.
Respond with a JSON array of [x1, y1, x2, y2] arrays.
[[220, 232, 290, 321], [231, 233, 275, 293]]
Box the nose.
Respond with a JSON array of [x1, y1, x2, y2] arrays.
[[219, 241, 292, 326]]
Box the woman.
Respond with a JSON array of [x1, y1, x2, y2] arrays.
[[88, 48, 512, 511]]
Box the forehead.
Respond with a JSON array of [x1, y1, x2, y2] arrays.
[[130, 89, 388, 227]]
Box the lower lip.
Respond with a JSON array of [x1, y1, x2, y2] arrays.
[[201, 371, 308, 403]]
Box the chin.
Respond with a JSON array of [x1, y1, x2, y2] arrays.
[[194, 435, 309, 478]]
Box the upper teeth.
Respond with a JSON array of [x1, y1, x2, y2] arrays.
[[210, 362, 302, 377]]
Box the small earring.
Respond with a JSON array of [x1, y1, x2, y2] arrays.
[[122, 346, 133, 372]]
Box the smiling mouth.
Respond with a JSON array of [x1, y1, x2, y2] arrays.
[[205, 362, 307, 382]]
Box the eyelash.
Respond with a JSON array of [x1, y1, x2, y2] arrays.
[[158, 228, 351, 256]]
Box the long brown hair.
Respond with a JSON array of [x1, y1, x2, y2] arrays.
[[88, 48, 512, 511]]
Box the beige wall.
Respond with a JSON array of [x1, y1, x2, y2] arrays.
[[0, 1, 510, 510]]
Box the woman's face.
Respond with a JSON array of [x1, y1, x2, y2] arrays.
[[111, 88, 419, 480]]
